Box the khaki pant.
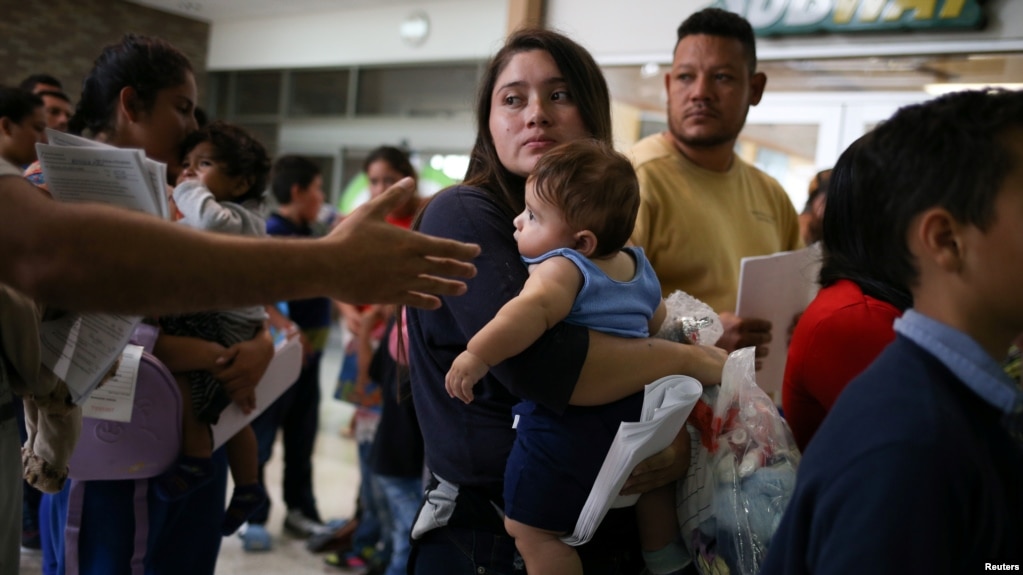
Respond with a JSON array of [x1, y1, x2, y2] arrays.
[[1, 395, 22, 575]]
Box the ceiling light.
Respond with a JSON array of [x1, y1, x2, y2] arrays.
[[640, 63, 661, 79], [400, 12, 430, 47], [923, 82, 1023, 95]]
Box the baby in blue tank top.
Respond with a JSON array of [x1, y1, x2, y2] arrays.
[[445, 140, 686, 575]]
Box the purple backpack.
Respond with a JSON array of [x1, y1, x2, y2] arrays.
[[68, 323, 181, 480], [65, 323, 181, 575]]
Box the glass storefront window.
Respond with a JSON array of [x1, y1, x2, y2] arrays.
[[235, 71, 281, 116], [356, 64, 477, 116], [233, 122, 279, 159], [289, 70, 350, 117]]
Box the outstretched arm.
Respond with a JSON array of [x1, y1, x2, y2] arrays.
[[2, 176, 479, 314], [446, 257, 580, 403]]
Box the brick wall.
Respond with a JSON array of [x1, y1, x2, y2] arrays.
[[0, 0, 209, 100]]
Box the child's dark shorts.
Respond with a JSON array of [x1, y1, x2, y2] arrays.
[[503, 391, 643, 533]]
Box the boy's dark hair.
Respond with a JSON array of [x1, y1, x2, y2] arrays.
[[676, 8, 758, 73], [0, 86, 43, 123], [271, 155, 321, 205], [820, 89, 1023, 306], [70, 34, 192, 137], [529, 140, 639, 258], [19, 73, 63, 93], [364, 145, 416, 179], [181, 121, 271, 204]]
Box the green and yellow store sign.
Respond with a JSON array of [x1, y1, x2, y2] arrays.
[[710, 0, 986, 35]]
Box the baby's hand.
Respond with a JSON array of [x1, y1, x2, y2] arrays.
[[445, 351, 490, 404]]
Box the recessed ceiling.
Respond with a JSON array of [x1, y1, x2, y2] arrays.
[[127, 0, 1022, 98], [125, 0, 451, 23]]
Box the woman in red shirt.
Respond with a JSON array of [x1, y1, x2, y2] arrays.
[[783, 146, 913, 451]]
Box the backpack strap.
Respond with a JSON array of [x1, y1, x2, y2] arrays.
[[129, 479, 149, 575], [64, 480, 83, 575], [64, 478, 150, 575]]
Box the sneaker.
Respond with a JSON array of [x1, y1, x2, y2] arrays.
[[326, 545, 389, 573], [283, 509, 326, 539], [306, 518, 358, 553], [323, 550, 366, 570], [238, 523, 273, 552]]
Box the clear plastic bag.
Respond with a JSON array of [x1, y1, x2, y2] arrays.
[[655, 290, 724, 345], [679, 347, 801, 575]]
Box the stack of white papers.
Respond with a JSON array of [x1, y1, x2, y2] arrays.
[[562, 374, 703, 546], [35, 129, 169, 404], [734, 244, 822, 395], [37, 129, 169, 219]]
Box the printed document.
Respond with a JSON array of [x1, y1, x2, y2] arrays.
[[81, 344, 144, 422], [562, 375, 703, 546], [35, 130, 169, 403]]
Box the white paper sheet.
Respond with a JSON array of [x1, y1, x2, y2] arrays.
[[561, 375, 703, 547], [212, 337, 303, 449], [81, 344, 144, 422], [734, 244, 822, 394], [38, 312, 141, 404], [36, 144, 164, 216], [34, 133, 168, 404]]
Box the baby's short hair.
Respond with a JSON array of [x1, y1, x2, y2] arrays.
[[529, 140, 639, 258], [180, 121, 271, 203]]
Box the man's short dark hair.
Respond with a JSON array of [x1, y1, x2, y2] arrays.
[[676, 8, 758, 73], [820, 89, 1023, 303], [271, 155, 321, 205], [35, 90, 71, 104], [0, 86, 43, 123], [19, 73, 63, 93]]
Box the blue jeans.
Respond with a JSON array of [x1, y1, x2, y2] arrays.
[[250, 351, 322, 523], [377, 475, 423, 575], [353, 439, 393, 564], [39, 484, 68, 575]]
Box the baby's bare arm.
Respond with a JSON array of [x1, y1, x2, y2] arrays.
[[154, 333, 225, 373], [466, 257, 580, 367], [444, 258, 581, 403]]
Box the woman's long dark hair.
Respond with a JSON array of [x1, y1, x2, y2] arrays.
[[69, 34, 192, 138], [363, 145, 416, 179], [461, 27, 613, 220], [819, 90, 1023, 313], [818, 135, 913, 312], [401, 29, 613, 397]]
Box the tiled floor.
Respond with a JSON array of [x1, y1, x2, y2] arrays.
[[20, 326, 366, 575]]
